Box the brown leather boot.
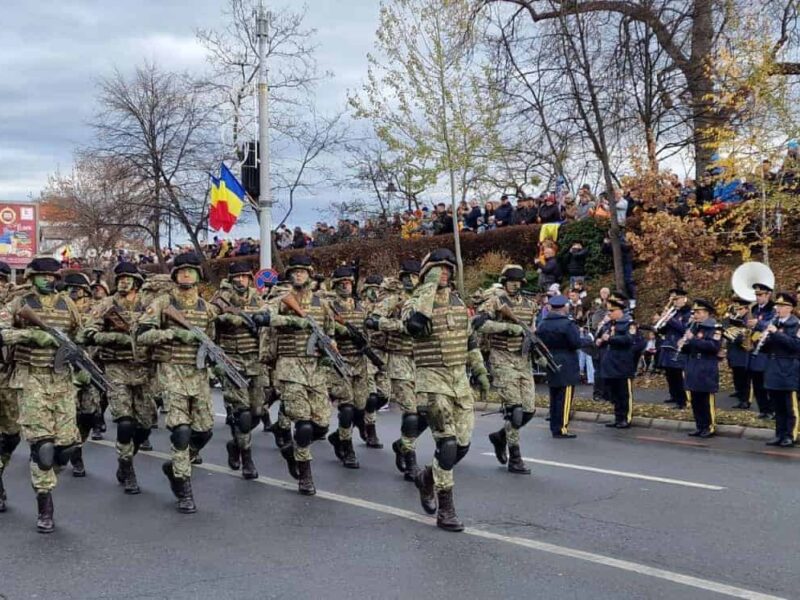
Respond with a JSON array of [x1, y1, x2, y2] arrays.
[[71, 447, 86, 477], [327, 430, 344, 461], [297, 460, 316, 496], [176, 478, 197, 514], [403, 450, 419, 482], [507, 445, 531, 475], [240, 448, 259, 480], [436, 488, 464, 532], [414, 465, 437, 515], [36, 492, 54, 533], [119, 458, 141, 495], [226, 440, 241, 471], [279, 444, 299, 480], [340, 439, 359, 469], [365, 423, 383, 448]]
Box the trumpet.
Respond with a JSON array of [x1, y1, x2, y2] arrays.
[[654, 300, 677, 331]]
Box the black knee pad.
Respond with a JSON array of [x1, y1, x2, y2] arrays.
[[54, 444, 78, 467], [338, 405, 355, 429], [401, 413, 419, 438], [235, 410, 254, 435], [455, 443, 470, 465], [0, 432, 21, 456], [294, 420, 313, 448], [366, 392, 388, 413], [505, 405, 524, 429], [434, 437, 458, 471], [117, 418, 136, 445], [520, 411, 535, 428], [133, 427, 151, 451], [170, 425, 192, 451], [312, 423, 329, 441], [30, 439, 56, 471], [190, 430, 213, 451], [417, 410, 429, 435]]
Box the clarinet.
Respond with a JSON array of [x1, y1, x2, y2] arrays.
[[673, 321, 699, 359], [752, 317, 781, 356]]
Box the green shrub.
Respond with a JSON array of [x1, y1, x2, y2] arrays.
[[557, 218, 613, 279]]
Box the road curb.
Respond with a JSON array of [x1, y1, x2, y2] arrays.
[[475, 402, 773, 440]]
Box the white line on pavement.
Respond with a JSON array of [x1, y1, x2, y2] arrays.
[[90, 440, 774, 599], [481, 453, 725, 491]]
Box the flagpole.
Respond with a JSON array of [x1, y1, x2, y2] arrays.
[[257, 1, 272, 270]]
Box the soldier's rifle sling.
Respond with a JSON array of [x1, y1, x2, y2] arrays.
[[498, 304, 561, 372]]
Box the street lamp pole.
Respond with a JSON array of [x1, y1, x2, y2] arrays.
[[257, 1, 272, 269]]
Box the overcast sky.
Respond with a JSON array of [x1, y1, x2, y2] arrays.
[[0, 0, 381, 239]]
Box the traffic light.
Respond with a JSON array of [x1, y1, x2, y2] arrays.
[[241, 141, 260, 198]]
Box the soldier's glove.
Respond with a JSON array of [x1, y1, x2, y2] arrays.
[[476, 373, 491, 393], [423, 266, 443, 286], [29, 329, 58, 348], [94, 332, 132, 346], [505, 324, 526, 337], [171, 328, 198, 344], [216, 313, 245, 327], [285, 316, 311, 330], [0, 329, 34, 346], [363, 316, 380, 331], [73, 369, 92, 387]]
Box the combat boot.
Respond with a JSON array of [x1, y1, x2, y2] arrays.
[[139, 438, 153, 452], [226, 440, 241, 471], [176, 478, 197, 514], [119, 458, 141, 495], [162, 461, 182, 499], [507, 445, 531, 475], [403, 450, 419, 482], [436, 489, 464, 532], [365, 423, 383, 449], [274, 427, 291, 449], [279, 444, 299, 480], [240, 448, 259, 480], [391, 439, 407, 473], [414, 465, 437, 515], [36, 492, 54, 534], [327, 430, 344, 461], [0, 470, 6, 513], [297, 460, 316, 496], [340, 439, 359, 469], [488, 429, 508, 465], [190, 449, 203, 465], [71, 447, 86, 478]]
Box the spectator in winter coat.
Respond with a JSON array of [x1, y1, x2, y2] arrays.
[[535, 246, 562, 291], [464, 200, 482, 231], [537, 194, 562, 224], [494, 195, 515, 227], [576, 188, 596, 220], [292, 226, 306, 249], [515, 197, 538, 224], [566, 242, 589, 288]]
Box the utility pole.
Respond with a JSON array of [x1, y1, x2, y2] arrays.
[[257, 1, 272, 269]]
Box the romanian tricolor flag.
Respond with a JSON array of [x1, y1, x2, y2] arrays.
[[209, 164, 245, 233]]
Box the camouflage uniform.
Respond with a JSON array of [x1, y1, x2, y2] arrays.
[[0, 268, 21, 513], [259, 282, 293, 447], [137, 253, 217, 513], [83, 262, 155, 494], [476, 265, 537, 475], [403, 249, 489, 532], [0, 257, 83, 532], [139, 274, 176, 417], [211, 264, 270, 479], [267, 255, 335, 495]]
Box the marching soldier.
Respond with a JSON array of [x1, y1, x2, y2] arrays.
[[0, 261, 20, 513], [726, 297, 752, 409], [536, 294, 582, 439], [211, 263, 271, 480], [762, 292, 800, 447], [475, 264, 536, 475], [362, 274, 389, 420], [366, 260, 425, 481], [747, 283, 776, 419], [136, 253, 217, 513], [267, 255, 335, 495], [655, 288, 691, 408], [0, 257, 83, 532], [680, 299, 721, 438], [83, 262, 155, 494], [598, 292, 638, 429], [403, 249, 490, 531], [91, 279, 110, 301]]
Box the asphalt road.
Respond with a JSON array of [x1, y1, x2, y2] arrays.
[[1, 394, 797, 600]]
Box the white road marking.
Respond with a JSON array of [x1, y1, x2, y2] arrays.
[[481, 453, 725, 491], [90, 440, 776, 599]]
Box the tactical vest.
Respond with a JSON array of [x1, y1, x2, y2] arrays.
[[15, 294, 74, 368], [216, 291, 262, 356], [332, 298, 365, 357], [488, 296, 535, 354], [364, 300, 388, 350], [99, 297, 146, 364], [151, 296, 210, 364], [385, 293, 413, 356], [276, 294, 326, 358], [413, 293, 469, 368]]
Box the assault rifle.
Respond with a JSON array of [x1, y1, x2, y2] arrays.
[[498, 304, 561, 372], [163, 305, 249, 389], [330, 306, 385, 369], [18, 304, 113, 393], [211, 296, 258, 336], [281, 293, 352, 379]]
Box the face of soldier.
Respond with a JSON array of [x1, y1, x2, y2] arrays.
[[32, 274, 56, 295], [290, 269, 309, 289], [776, 304, 793, 319], [674, 296, 687, 308], [176, 268, 199, 289], [608, 307, 623, 320], [231, 274, 251, 293], [755, 291, 770, 307], [68, 286, 87, 301], [92, 286, 108, 300], [336, 280, 353, 298], [438, 267, 451, 289], [116, 276, 135, 294], [692, 309, 709, 322], [505, 280, 521, 296]]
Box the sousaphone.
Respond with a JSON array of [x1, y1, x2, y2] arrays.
[[731, 262, 775, 302]]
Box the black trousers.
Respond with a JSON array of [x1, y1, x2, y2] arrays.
[[749, 370, 772, 415], [606, 378, 632, 425], [664, 367, 686, 406], [592, 357, 607, 400], [730, 367, 750, 401], [769, 390, 798, 442], [549, 386, 575, 435], [687, 391, 716, 433]]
